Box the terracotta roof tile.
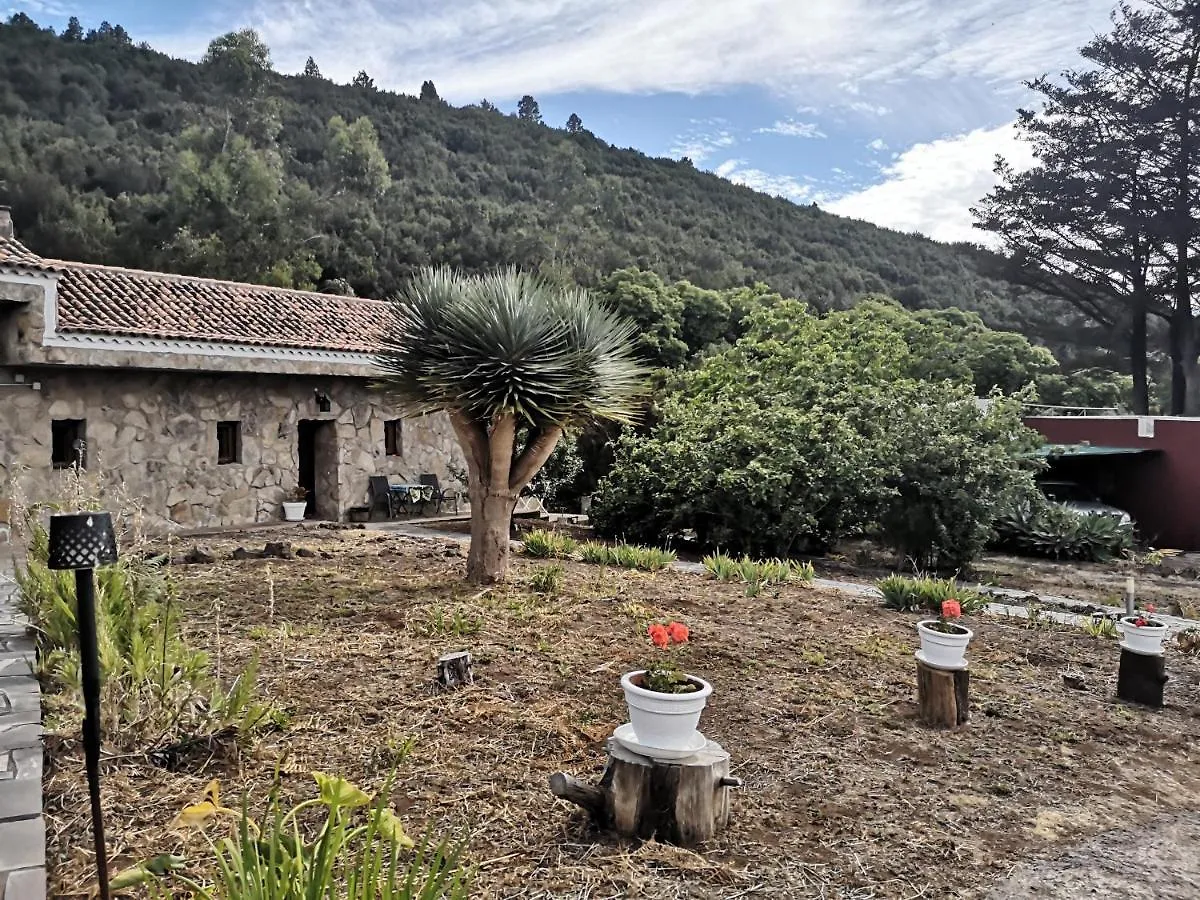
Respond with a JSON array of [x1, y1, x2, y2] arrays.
[[1, 239, 392, 354]]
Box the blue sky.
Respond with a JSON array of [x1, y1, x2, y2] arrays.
[[11, 0, 1121, 244]]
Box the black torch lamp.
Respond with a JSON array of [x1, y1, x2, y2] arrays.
[[47, 511, 119, 900]]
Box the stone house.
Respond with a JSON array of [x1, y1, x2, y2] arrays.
[[0, 208, 463, 529]]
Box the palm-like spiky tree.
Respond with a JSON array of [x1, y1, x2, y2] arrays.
[[377, 267, 647, 583]]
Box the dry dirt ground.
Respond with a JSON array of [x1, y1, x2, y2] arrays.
[[40, 527, 1200, 899]]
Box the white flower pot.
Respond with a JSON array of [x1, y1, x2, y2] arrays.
[[621, 670, 712, 752], [916, 620, 974, 670], [282, 501, 307, 522], [1118, 617, 1167, 655]]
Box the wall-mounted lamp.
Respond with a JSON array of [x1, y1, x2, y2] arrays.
[[47, 511, 119, 900], [315, 390, 332, 413]]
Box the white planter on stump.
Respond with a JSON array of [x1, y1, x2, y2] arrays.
[[916, 620, 974, 670], [621, 670, 712, 753], [1118, 617, 1167, 656]]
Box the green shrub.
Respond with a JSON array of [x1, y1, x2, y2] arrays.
[[577, 541, 676, 571], [520, 529, 577, 559], [993, 499, 1134, 562], [527, 563, 564, 595], [703, 553, 815, 586], [592, 300, 1042, 564], [15, 518, 275, 747], [877, 574, 986, 615]]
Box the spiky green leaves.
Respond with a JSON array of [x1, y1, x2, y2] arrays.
[[377, 268, 646, 429]]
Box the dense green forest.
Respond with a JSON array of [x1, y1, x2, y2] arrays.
[[0, 15, 1109, 371]]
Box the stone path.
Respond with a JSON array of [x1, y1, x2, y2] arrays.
[[0, 551, 45, 900], [985, 812, 1200, 899]]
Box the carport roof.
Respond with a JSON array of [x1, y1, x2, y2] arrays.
[[1028, 444, 1157, 459]]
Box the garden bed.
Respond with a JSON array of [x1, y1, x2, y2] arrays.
[[41, 528, 1200, 898]]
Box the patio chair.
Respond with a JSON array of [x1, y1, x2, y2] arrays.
[[368, 475, 398, 519], [419, 473, 460, 515]]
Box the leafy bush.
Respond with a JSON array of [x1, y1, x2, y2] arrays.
[[525, 436, 586, 510], [877, 575, 987, 615], [144, 772, 469, 899], [15, 516, 274, 747], [993, 499, 1134, 561], [577, 541, 676, 571], [520, 529, 577, 559], [527, 563, 564, 595], [592, 300, 1042, 565]]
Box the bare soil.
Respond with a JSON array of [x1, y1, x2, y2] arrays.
[[41, 527, 1200, 899]]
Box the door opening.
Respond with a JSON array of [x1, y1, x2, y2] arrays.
[[298, 420, 339, 519]]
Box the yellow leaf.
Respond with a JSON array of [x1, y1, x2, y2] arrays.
[[169, 779, 236, 830], [377, 809, 415, 849], [313, 771, 371, 808]]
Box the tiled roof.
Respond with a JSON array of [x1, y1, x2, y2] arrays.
[[0, 236, 64, 273], [0, 239, 392, 354]]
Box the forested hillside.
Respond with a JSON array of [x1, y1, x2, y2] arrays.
[[0, 15, 1103, 366]]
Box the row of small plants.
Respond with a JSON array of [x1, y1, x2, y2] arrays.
[[877, 574, 988, 615], [992, 499, 1134, 562], [701, 552, 815, 596], [521, 529, 677, 571]]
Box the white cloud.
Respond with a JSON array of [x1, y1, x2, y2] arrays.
[[756, 119, 826, 139], [844, 100, 891, 117], [714, 159, 814, 204], [826, 122, 1036, 243], [166, 0, 1115, 108], [867, 138, 888, 151], [669, 121, 737, 162]]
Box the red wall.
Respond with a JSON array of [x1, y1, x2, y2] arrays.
[[1024, 416, 1200, 550]]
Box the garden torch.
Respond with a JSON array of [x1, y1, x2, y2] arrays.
[[47, 511, 119, 900]]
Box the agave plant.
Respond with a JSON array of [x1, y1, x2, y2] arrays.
[[377, 268, 647, 583]]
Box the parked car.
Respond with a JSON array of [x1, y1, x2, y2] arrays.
[[1038, 480, 1133, 526]]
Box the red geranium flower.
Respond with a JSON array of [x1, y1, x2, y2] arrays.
[[941, 599, 962, 620], [648, 623, 670, 648], [1145, 604, 1157, 614], [667, 621, 690, 644]]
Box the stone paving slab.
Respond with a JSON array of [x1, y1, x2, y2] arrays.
[[1, 866, 47, 900], [0, 746, 43, 821], [0, 817, 45, 872]]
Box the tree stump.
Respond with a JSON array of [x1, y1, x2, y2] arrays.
[[916, 659, 969, 728], [436, 651, 474, 689], [549, 738, 740, 846], [1117, 647, 1167, 708]]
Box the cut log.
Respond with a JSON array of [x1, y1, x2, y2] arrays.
[[917, 659, 969, 728], [1117, 647, 1167, 708], [549, 738, 736, 846], [436, 651, 474, 689]]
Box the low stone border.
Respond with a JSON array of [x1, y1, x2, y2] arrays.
[[0, 557, 45, 900]]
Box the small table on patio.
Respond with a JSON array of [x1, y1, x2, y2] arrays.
[[389, 483, 434, 516]]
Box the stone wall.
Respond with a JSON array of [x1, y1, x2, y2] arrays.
[[0, 367, 464, 529]]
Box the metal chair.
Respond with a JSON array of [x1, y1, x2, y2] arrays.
[[419, 473, 460, 515], [368, 475, 398, 519]]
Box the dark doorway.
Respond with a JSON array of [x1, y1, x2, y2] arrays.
[[298, 420, 339, 519]]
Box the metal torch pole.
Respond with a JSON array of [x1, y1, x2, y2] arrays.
[[75, 567, 110, 900]]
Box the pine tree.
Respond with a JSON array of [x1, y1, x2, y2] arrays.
[[62, 16, 83, 41], [352, 70, 375, 90], [517, 95, 542, 124], [302, 56, 321, 78], [565, 113, 583, 134], [420, 80, 441, 102]]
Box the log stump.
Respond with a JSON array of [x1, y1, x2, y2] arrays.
[[436, 651, 474, 689], [1117, 648, 1167, 708], [549, 738, 740, 846], [916, 659, 969, 728]]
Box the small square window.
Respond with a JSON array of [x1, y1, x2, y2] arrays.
[[217, 421, 242, 464], [384, 419, 403, 457], [51, 419, 87, 469]]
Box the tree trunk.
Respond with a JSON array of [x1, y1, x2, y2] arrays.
[[466, 487, 517, 584], [1130, 292, 1150, 415]]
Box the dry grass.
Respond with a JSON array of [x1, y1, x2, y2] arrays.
[[42, 528, 1200, 899]]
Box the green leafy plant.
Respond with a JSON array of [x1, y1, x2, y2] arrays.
[[520, 529, 578, 559], [877, 574, 986, 615], [526, 563, 564, 595], [411, 606, 482, 638], [639, 621, 696, 694], [1082, 615, 1120, 639], [577, 541, 676, 571], [15, 517, 274, 747], [139, 772, 469, 899], [993, 499, 1134, 562]]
